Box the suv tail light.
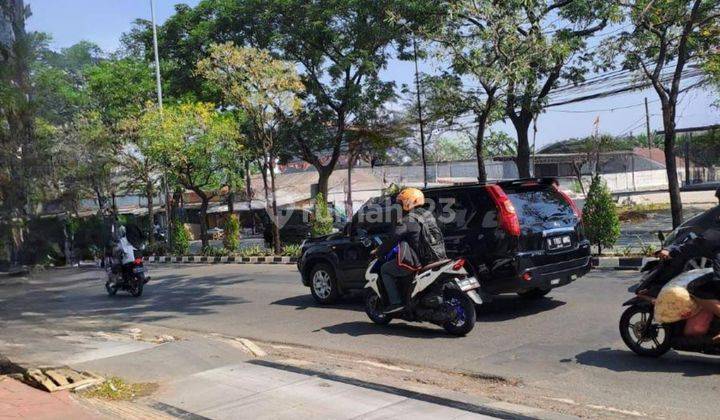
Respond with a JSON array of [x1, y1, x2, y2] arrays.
[[485, 185, 521, 237], [452, 258, 466, 271], [553, 185, 582, 221]]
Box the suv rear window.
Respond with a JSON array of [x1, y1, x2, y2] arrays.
[[504, 185, 576, 227]]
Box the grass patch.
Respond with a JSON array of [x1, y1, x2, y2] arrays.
[[81, 377, 157, 401], [617, 202, 670, 223]]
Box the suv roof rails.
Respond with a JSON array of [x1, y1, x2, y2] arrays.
[[422, 177, 558, 191]]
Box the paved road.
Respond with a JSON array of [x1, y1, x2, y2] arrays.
[[1, 264, 719, 418]]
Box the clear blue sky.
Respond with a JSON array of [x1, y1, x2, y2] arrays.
[[26, 0, 719, 149]]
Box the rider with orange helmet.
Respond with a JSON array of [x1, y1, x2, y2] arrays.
[[374, 187, 447, 313]]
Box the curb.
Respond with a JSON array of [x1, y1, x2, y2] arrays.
[[143, 255, 297, 265], [591, 256, 654, 270]]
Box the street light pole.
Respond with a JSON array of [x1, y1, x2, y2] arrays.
[[413, 36, 427, 188], [150, 0, 163, 111], [150, 0, 171, 245]]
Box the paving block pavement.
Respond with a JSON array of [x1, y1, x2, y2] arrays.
[[0, 376, 100, 420]]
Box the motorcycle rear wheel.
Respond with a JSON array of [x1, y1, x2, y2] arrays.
[[443, 289, 476, 336], [619, 305, 671, 357], [365, 292, 391, 325], [130, 276, 144, 297]]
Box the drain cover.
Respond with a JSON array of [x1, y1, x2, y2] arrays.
[[25, 367, 103, 392]]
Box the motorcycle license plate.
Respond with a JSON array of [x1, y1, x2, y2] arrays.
[[546, 235, 572, 251], [456, 277, 480, 291], [133, 267, 145, 273]]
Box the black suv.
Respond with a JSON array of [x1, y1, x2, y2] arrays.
[[661, 200, 720, 269], [297, 178, 591, 304]]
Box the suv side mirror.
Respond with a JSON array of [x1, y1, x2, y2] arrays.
[[657, 231, 665, 244]]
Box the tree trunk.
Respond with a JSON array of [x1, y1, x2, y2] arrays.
[[317, 167, 332, 198], [245, 160, 255, 234], [268, 157, 282, 255], [346, 155, 354, 218], [512, 116, 533, 178], [475, 121, 488, 182], [63, 220, 72, 266], [227, 191, 235, 214], [199, 196, 210, 249], [662, 105, 683, 228], [146, 183, 155, 245]]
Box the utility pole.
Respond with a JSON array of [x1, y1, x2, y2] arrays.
[[413, 36, 427, 188], [150, 0, 171, 246], [685, 132, 692, 186], [150, 0, 163, 112], [644, 97, 652, 154]]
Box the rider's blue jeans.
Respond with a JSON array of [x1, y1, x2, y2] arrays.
[[381, 260, 411, 305]]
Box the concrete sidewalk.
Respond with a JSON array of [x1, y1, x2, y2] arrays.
[[65, 334, 569, 420], [0, 376, 100, 419], [149, 361, 516, 420]]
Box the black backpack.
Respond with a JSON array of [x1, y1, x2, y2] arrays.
[[413, 208, 447, 264]]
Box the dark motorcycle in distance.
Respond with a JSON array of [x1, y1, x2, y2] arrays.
[[105, 255, 148, 297], [619, 258, 717, 357], [104, 224, 149, 297]]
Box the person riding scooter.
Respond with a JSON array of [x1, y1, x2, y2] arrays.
[[372, 188, 447, 313], [658, 228, 720, 340], [109, 225, 137, 286]]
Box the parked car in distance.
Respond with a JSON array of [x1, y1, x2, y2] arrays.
[[263, 207, 347, 247], [297, 178, 591, 304], [660, 201, 720, 270]]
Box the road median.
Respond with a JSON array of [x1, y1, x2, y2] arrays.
[[143, 255, 297, 265]]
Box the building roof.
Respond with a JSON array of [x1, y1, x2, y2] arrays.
[[249, 167, 386, 206]]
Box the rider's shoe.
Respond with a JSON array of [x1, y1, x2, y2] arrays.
[[383, 304, 404, 314]]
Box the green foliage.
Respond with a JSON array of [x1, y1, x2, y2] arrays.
[[146, 241, 169, 256], [202, 245, 229, 257], [171, 219, 190, 255], [237, 245, 272, 257], [583, 176, 621, 254], [430, 136, 474, 162], [311, 193, 334, 237], [85, 58, 156, 124], [223, 214, 241, 251], [281, 244, 302, 257]]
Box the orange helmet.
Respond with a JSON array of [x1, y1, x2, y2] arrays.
[[397, 187, 425, 212]]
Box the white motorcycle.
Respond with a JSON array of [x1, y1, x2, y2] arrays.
[[364, 242, 482, 336]]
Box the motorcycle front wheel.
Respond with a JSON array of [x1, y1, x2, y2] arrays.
[[443, 289, 476, 336], [619, 305, 671, 357], [365, 292, 391, 325], [105, 280, 118, 296]]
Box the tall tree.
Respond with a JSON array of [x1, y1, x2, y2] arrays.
[[86, 56, 159, 237], [259, 0, 406, 196], [618, 0, 720, 228], [141, 102, 237, 249], [422, 1, 515, 181], [0, 0, 38, 264], [490, 0, 620, 178], [198, 43, 303, 254]]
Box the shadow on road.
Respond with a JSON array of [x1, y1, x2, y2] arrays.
[[477, 296, 566, 321], [573, 347, 720, 377], [0, 267, 251, 325], [271, 293, 364, 312], [319, 320, 459, 339]]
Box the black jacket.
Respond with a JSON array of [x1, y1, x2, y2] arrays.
[[670, 229, 720, 282], [377, 207, 446, 265]]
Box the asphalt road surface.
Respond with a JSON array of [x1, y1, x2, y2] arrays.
[[2, 263, 719, 418]]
